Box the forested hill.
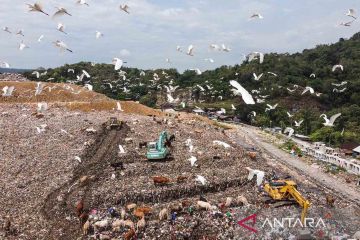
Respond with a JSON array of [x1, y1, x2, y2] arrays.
[[22, 33, 360, 145]]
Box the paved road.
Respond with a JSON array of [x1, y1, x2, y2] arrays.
[[237, 125, 360, 205]]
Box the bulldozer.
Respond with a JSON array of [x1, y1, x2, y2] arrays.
[[264, 179, 310, 224], [146, 131, 170, 160], [103, 117, 122, 130]]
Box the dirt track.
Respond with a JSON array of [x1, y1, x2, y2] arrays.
[[42, 123, 130, 239]]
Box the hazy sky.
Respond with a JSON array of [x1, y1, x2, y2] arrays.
[[0, 0, 359, 71]]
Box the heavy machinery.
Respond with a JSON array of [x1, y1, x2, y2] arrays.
[[103, 117, 122, 130], [264, 179, 311, 224], [146, 131, 170, 160]]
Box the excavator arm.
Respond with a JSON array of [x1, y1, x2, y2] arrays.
[[288, 186, 311, 224]]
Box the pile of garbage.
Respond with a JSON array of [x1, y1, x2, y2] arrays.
[[0, 73, 29, 82]]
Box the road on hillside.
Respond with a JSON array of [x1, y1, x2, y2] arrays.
[[236, 125, 360, 205]]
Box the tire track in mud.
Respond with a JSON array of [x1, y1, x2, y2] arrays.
[[41, 123, 130, 240]]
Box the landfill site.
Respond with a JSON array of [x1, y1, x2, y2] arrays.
[[1, 81, 360, 240]]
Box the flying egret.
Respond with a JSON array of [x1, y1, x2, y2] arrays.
[[287, 112, 294, 118], [320, 113, 341, 127], [231, 104, 236, 110], [294, 120, 304, 127], [16, 30, 25, 36], [205, 58, 214, 63], [53, 40, 72, 52], [27, 2, 49, 16], [245, 167, 265, 186], [38, 35, 44, 42], [310, 73, 316, 78], [95, 31, 103, 39], [57, 23, 67, 34], [187, 45, 194, 56], [346, 9, 356, 19], [191, 68, 202, 75], [76, 0, 89, 6], [0, 62, 10, 68], [19, 41, 29, 51], [3, 27, 11, 34], [284, 127, 295, 137], [332, 64, 344, 72], [53, 7, 72, 18], [301, 86, 315, 95], [230, 80, 255, 104], [120, 4, 130, 14], [247, 52, 264, 63], [249, 13, 263, 19], [32, 71, 40, 79], [112, 58, 123, 70], [265, 103, 278, 112], [221, 44, 231, 52], [253, 73, 263, 81]]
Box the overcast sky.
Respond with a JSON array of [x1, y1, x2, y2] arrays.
[[0, 0, 359, 71]]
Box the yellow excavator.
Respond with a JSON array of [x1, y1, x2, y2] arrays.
[[264, 179, 311, 224]]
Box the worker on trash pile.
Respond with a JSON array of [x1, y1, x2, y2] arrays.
[[171, 212, 177, 225]]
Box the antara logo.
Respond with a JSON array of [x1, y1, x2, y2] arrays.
[[237, 214, 326, 233]]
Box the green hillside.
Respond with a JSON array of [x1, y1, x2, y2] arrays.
[[23, 33, 360, 145]]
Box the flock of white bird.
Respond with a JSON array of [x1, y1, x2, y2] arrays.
[[1, 2, 353, 141]]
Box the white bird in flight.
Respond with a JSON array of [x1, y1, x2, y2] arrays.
[[332, 64, 343, 72], [0, 61, 10, 68], [53, 7, 72, 18], [346, 9, 356, 19], [95, 31, 103, 39], [284, 127, 294, 138], [231, 104, 236, 110], [191, 68, 202, 75], [19, 41, 29, 51], [57, 23, 67, 34], [249, 13, 264, 19], [253, 73, 263, 81], [32, 71, 40, 79], [38, 35, 44, 42], [3, 27, 11, 34], [120, 4, 130, 14], [301, 86, 315, 95], [310, 73, 316, 78], [221, 44, 231, 52], [245, 167, 265, 186], [294, 120, 304, 127], [112, 58, 123, 70], [205, 58, 214, 63], [77, 0, 89, 6], [287, 112, 294, 118], [53, 40, 72, 52], [265, 103, 278, 112], [320, 113, 341, 127], [187, 45, 194, 56], [16, 30, 25, 37], [26, 2, 49, 16], [230, 80, 255, 104], [247, 52, 264, 64]]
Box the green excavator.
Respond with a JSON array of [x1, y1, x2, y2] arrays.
[[146, 131, 170, 160]]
